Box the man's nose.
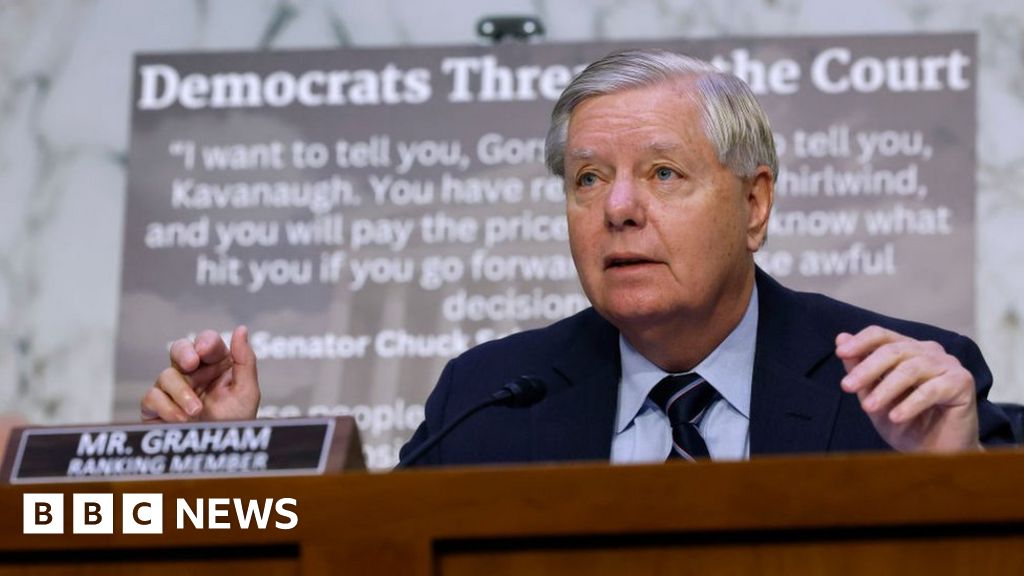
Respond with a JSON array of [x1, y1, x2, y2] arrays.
[[605, 177, 646, 230]]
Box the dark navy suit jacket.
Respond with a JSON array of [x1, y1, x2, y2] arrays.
[[399, 270, 1014, 466]]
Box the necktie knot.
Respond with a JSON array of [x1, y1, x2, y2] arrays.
[[648, 373, 717, 460]]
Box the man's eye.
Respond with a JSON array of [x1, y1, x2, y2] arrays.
[[577, 172, 598, 187], [655, 167, 677, 181]]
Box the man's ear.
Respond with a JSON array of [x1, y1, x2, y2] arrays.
[[746, 165, 774, 251]]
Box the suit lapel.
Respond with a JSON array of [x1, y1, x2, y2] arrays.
[[531, 310, 621, 462], [750, 270, 844, 455], [524, 270, 848, 461]]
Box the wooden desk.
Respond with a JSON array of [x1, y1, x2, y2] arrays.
[[2, 450, 1024, 574]]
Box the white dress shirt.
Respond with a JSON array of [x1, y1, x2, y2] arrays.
[[611, 286, 758, 463]]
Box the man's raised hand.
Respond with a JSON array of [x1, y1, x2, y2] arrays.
[[141, 325, 260, 423], [836, 326, 980, 453]]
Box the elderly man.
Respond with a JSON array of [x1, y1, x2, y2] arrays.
[[142, 49, 1013, 464]]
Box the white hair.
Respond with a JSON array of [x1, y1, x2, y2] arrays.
[[544, 48, 778, 181]]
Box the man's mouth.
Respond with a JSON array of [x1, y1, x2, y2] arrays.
[[604, 255, 657, 269]]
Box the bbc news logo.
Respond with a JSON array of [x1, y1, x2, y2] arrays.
[[23, 493, 298, 534]]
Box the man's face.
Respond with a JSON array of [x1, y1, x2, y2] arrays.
[[564, 81, 771, 336]]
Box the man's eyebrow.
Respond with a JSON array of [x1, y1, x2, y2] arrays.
[[647, 142, 679, 153], [568, 142, 678, 162], [567, 148, 595, 161]]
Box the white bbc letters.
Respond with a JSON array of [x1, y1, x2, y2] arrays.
[[23, 494, 64, 534], [72, 493, 114, 534], [25, 493, 297, 534], [122, 494, 164, 534]]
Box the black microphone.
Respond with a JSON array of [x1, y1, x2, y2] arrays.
[[395, 375, 547, 469]]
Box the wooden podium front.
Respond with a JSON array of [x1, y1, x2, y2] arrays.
[[3, 450, 1024, 575]]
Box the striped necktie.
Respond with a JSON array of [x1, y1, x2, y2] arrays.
[[648, 373, 717, 461]]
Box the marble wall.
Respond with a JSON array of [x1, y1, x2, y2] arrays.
[[1, 0, 1022, 425]]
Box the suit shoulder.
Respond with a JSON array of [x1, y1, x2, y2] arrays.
[[767, 275, 968, 346]]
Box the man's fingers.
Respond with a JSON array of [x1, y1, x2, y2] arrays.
[[840, 340, 915, 394], [187, 356, 234, 393], [886, 373, 964, 423], [169, 338, 200, 373], [835, 325, 980, 453], [170, 329, 229, 373], [834, 333, 860, 374], [835, 325, 909, 361], [859, 356, 933, 413], [887, 382, 936, 424], [835, 326, 906, 389], [141, 386, 190, 423], [230, 326, 258, 390], [194, 329, 230, 365], [155, 367, 204, 417], [146, 326, 260, 424], [145, 326, 261, 424]]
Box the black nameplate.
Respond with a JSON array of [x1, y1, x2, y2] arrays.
[[7, 418, 337, 484]]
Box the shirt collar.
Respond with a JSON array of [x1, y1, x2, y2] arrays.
[[615, 285, 758, 433]]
